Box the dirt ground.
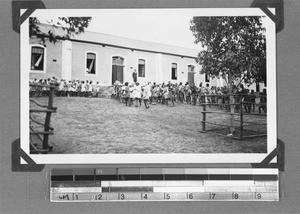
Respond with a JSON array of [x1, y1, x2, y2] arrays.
[[30, 97, 267, 154]]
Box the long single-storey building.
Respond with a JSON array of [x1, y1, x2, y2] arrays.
[[29, 24, 264, 91], [29, 24, 209, 86]]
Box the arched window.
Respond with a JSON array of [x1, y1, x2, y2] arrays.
[[138, 59, 145, 78], [171, 63, 177, 80], [188, 65, 195, 73], [112, 56, 124, 66], [86, 52, 96, 74], [31, 46, 45, 71]]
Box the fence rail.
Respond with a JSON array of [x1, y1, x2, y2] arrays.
[[200, 94, 267, 140], [29, 83, 57, 154]]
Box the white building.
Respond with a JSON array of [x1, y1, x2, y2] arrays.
[[29, 24, 207, 86], [29, 24, 265, 91]]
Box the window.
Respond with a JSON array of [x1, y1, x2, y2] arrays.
[[31, 46, 45, 71], [188, 65, 195, 73], [171, 63, 177, 80], [205, 73, 210, 82], [86, 52, 96, 74], [138, 59, 145, 77]]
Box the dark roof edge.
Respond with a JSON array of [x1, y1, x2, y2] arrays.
[[70, 39, 198, 60]]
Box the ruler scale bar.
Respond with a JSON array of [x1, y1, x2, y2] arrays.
[[51, 174, 278, 181], [50, 168, 279, 202]]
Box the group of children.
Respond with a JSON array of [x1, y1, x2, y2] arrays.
[[30, 78, 109, 98], [114, 81, 267, 114], [29, 77, 267, 114]]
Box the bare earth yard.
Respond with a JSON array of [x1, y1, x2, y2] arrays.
[[30, 97, 267, 154]]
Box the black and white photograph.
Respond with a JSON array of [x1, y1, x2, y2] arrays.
[[20, 8, 276, 164]]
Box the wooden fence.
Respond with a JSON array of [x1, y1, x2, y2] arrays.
[[29, 83, 57, 153], [200, 94, 267, 140]]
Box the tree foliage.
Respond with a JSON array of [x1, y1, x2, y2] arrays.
[[29, 17, 92, 45], [190, 16, 266, 87]]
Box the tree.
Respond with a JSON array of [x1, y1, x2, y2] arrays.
[[29, 17, 92, 45], [190, 16, 266, 87], [190, 16, 266, 135]]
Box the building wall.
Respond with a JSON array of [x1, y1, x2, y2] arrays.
[[161, 55, 200, 85], [29, 39, 63, 80], [29, 39, 264, 91], [71, 42, 162, 85], [71, 41, 201, 85]]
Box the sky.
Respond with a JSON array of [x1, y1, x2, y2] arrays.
[[86, 9, 202, 50], [32, 9, 209, 50], [32, 8, 269, 50]]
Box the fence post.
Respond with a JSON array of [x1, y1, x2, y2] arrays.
[[42, 86, 54, 151], [240, 94, 243, 140], [202, 95, 206, 131]]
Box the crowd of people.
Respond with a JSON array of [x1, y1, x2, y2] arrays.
[[29, 77, 108, 98], [29, 77, 267, 114], [113, 81, 267, 114]]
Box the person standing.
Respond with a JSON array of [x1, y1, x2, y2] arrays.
[[123, 82, 130, 106], [132, 69, 137, 83], [134, 82, 142, 107], [141, 86, 150, 109], [259, 88, 267, 114]]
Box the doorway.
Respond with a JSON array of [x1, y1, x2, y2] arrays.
[[112, 56, 124, 84]]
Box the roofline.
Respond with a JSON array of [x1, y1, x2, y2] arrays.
[[83, 29, 199, 53], [70, 39, 198, 60], [35, 23, 199, 59]]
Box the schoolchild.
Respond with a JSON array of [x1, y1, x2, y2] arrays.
[[184, 82, 191, 104], [163, 85, 169, 106], [178, 82, 184, 103], [173, 83, 178, 103], [168, 83, 175, 106], [204, 83, 211, 106], [190, 83, 197, 105], [81, 81, 86, 97], [222, 86, 230, 110], [88, 81, 93, 97], [210, 86, 216, 104], [40, 79, 47, 97], [216, 87, 223, 108], [134, 82, 142, 107], [198, 82, 204, 105], [91, 81, 97, 97], [154, 85, 160, 105], [243, 89, 251, 113], [63, 80, 68, 97], [45, 78, 51, 96], [77, 81, 82, 97], [149, 84, 154, 104], [57, 79, 64, 97], [67, 80, 73, 97], [128, 84, 134, 106], [123, 82, 130, 106], [250, 90, 256, 112], [120, 84, 126, 103], [147, 82, 152, 104], [96, 81, 101, 97], [74, 80, 79, 97], [84, 80, 89, 97], [141, 86, 150, 109], [258, 89, 267, 114]]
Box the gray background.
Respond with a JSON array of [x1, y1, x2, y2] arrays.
[[1, 0, 300, 213]]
